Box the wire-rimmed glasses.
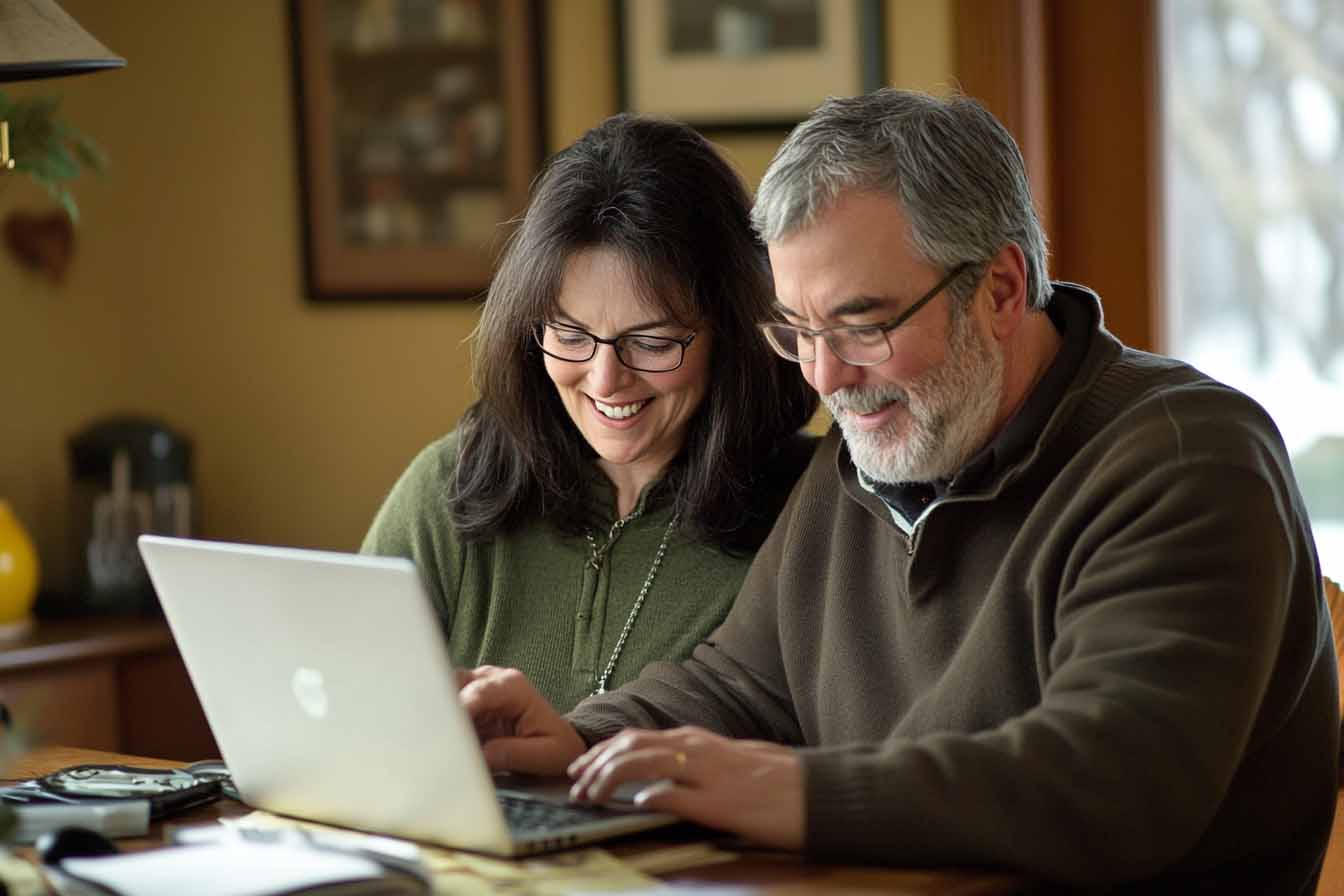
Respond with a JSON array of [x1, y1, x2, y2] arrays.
[[534, 322, 697, 373], [758, 262, 974, 366]]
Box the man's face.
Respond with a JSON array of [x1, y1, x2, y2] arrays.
[[767, 191, 1004, 484]]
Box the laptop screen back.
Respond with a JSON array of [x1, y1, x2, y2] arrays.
[[138, 535, 512, 852]]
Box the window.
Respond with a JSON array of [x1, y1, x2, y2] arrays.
[[1161, 0, 1344, 576]]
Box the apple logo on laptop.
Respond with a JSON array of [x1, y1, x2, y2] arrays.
[[291, 666, 329, 719]]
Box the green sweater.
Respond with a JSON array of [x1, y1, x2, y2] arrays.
[[569, 285, 1337, 892], [362, 432, 815, 711]]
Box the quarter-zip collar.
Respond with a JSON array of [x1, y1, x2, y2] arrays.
[[841, 284, 1119, 541], [581, 459, 673, 525]]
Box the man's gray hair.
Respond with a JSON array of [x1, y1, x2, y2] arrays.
[[753, 89, 1051, 309]]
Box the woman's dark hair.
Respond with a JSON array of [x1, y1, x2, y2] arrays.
[[448, 114, 817, 548]]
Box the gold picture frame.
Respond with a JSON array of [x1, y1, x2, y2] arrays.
[[616, 0, 884, 132]]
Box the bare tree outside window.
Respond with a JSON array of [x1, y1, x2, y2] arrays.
[[1163, 0, 1344, 575]]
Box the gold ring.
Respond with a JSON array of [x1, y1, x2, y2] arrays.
[[673, 751, 688, 771]]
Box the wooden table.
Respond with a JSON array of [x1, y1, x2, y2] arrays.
[[6, 746, 1033, 895]]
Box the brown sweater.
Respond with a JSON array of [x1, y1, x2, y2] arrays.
[[568, 285, 1338, 892]]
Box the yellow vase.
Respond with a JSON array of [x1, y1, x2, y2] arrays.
[[0, 499, 39, 635]]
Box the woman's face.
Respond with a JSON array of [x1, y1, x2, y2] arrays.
[[543, 247, 712, 483]]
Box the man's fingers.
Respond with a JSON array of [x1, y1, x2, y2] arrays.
[[570, 728, 682, 773], [568, 736, 638, 796], [632, 778, 691, 813], [567, 737, 624, 778], [573, 747, 692, 804]]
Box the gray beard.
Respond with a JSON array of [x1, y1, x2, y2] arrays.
[[824, 308, 1004, 485]]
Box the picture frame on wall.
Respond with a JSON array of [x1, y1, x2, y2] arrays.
[[289, 0, 544, 301], [615, 0, 885, 133]]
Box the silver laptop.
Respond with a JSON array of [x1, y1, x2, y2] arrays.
[[138, 535, 676, 856]]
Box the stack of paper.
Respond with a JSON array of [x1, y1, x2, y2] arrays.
[[226, 811, 737, 894], [46, 839, 426, 896]]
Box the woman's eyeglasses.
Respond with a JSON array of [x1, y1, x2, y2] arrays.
[[534, 323, 696, 373]]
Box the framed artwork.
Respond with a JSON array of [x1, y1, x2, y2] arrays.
[[615, 0, 885, 133], [289, 0, 545, 300]]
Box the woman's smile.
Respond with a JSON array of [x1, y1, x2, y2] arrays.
[[591, 396, 651, 422]]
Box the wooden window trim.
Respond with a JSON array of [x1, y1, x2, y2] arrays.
[[955, 0, 1162, 352]]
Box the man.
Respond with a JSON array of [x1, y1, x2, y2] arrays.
[[461, 90, 1337, 892]]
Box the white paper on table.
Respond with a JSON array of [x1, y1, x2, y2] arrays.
[[56, 841, 390, 896]]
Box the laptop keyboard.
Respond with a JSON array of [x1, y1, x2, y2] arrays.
[[497, 793, 619, 835]]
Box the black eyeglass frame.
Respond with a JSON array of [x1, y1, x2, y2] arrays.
[[533, 322, 698, 373], [758, 261, 976, 366]]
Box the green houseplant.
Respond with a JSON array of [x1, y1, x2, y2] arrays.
[[0, 89, 105, 223]]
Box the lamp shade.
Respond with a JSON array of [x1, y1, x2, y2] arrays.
[[0, 0, 123, 82]]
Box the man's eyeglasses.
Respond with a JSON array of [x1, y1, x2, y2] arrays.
[[534, 322, 697, 373], [758, 262, 975, 367]]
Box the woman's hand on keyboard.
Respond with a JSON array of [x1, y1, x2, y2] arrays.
[[459, 666, 587, 776]]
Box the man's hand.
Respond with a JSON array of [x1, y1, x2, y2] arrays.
[[567, 726, 804, 850], [457, 666, 587, 776]]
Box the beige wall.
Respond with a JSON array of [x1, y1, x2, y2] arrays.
[[0, 1, 951, 594]]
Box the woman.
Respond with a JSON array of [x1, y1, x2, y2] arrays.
[[362, 115, 817, 711]]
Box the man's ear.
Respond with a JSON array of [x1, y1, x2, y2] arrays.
[[982, 243, 1029, 341]]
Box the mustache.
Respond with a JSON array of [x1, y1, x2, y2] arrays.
[[823, 385, 909, 415]]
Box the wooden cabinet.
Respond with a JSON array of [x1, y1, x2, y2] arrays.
[[0, 618, 216, 761]]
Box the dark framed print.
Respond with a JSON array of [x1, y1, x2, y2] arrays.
[[615, 0, 885, 133], [290, 0, 544, 300]]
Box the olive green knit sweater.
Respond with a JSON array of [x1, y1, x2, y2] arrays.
[[361, 432, 814, 711]]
